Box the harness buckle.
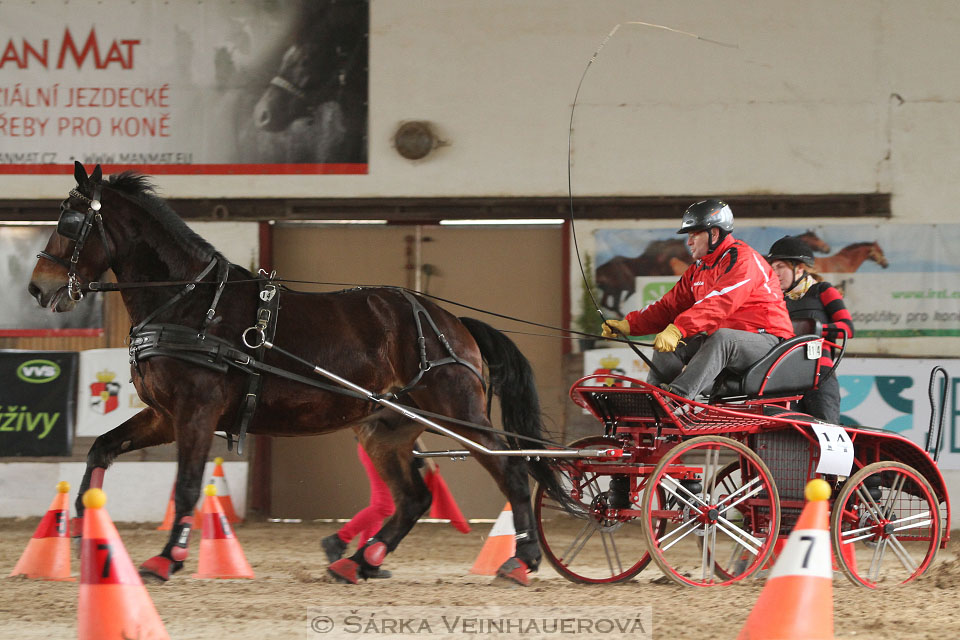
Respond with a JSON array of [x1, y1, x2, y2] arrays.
[[67, 273, 84, 301]]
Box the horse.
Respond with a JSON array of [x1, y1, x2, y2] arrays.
[[28, 162, 572, 586], [251, 0, 367, 163], [796, 229, 830, 254], [595, 238, 692, 314], [813, 241, 889, 273]]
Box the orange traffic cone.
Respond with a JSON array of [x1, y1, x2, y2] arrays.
[[157, 483, 202, 531], [469, 502, 516, 575], [737, 479, 834, 640], [9, 481, 74, 581], [209, 457, 242, 523], [192, 484, 254, 579], [78, 488, 170, 640]]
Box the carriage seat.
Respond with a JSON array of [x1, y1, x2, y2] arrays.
[[710, 319, 823, 401]]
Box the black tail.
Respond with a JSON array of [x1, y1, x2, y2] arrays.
[[459, 316, 573, 508]]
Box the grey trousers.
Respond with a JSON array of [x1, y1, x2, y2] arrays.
[[647, 328, 780, 399]]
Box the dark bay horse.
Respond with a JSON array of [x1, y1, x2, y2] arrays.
[[28, 162, 569, 585]]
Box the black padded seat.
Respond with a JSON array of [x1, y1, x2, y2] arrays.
[[711, 325, 823, 400]]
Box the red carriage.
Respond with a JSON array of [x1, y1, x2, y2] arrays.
[[534, 327, 950, 588]]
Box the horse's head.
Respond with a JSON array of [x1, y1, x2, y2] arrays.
[[28, 161, 113, 312], [798, 230, 831, 253], [868, 241, 889, 268], [253, 2, 365, 132]]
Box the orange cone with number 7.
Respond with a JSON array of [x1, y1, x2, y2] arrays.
[[78, 488, 170, 640], [737, 479, 834, 640], [192, 484, 254, 579], [9, 481, 74, 581]]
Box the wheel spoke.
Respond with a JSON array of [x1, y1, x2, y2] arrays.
[[886, 534, 918, 573], [558, 519, 599, 566], [661, 475, 708, 509], [657, 516, 701, 551], [716, 476, 763, 515], [715, 516, 763, 554], [599, 529, 624, 576], [867, 536, 888, 581]]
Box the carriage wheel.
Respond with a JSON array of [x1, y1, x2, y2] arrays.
[[640, 436, 780, 587], [831, 461, 942, 588], [533, 436, 663, 584]]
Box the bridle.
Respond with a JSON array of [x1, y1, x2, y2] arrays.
[[267, 38, 364, 108], [37, 184, 112, 302]]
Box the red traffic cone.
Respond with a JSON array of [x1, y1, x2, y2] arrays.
[[737, 479, 834, 640], [157, 483, 202, 531], [425, 463, 471, 534], [470, 502, 516, 575], [78, 488, 170, 640], [9, 481, 74, 581], [192, 484, 254, 579], [210, 457, 241, 523]]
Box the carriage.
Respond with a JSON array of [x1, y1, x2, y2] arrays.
[[533, 327, 951, 588]]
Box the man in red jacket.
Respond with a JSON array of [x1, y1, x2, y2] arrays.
[[602, 199, 794, 400]]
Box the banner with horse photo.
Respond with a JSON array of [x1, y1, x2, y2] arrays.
[[0, 0, 368, 175], [593, 223, 960, 338]]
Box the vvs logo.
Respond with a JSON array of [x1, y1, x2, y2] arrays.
[[16, 359, 61, 384]]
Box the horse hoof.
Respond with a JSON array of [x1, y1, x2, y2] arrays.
[[139, 555, 178, 582], [495, 557, 530, 586], [327, 558, 360, 584]]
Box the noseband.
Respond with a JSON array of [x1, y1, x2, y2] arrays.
[[37, 183, 113, 302]]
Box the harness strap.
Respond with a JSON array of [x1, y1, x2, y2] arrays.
[[391, 289, 485, 397], [199, 257, 231, 339], [130, 256, 219, 337], [230, 274, 281, 455]]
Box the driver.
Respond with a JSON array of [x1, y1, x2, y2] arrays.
[[602, 199, 794, 400]]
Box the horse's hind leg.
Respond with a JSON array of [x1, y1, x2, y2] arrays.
[[467, 431, 543, 585], [72, 408, 173, 544], [327, 419, 431, 584]]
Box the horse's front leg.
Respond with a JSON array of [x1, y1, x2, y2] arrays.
[[72, 408, 173, 548], [139, 407, 217, 582]]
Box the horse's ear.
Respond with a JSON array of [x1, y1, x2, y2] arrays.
[[73, 161, 87, 186], [91, 164, 102, 183]]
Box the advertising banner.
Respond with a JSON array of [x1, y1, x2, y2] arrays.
[[593, 223, 960, 338], [0, 226, 103, 336], [77, 349, 146, 436], [76, 348, 145, 438], [582, 349, 959, 469], [0, 351, 77, 456], [0, 0, 368, 175]]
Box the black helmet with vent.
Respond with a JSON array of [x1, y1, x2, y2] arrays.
[[677, 199, 735, 235], [767, 235, 815, 267]]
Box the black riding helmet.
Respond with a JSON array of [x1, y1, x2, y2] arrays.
[[766, 235, 815, 267], [677, 199, 734, 251]]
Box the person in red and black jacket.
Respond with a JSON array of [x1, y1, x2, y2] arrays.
[[767, 235, 854, 423], [602, 199, 794, 400]]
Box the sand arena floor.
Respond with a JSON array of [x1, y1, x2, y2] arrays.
[[2, 517, 958, 639]]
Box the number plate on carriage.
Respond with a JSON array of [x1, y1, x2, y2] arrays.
[[812, 423, 854, 476], [806, 340, 822, 359]]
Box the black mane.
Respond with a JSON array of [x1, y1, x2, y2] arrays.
[[104, 171, 218, 263]]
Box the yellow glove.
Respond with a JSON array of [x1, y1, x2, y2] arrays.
[[653, 323, 684, 352], [601, 318, 631, 339]]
